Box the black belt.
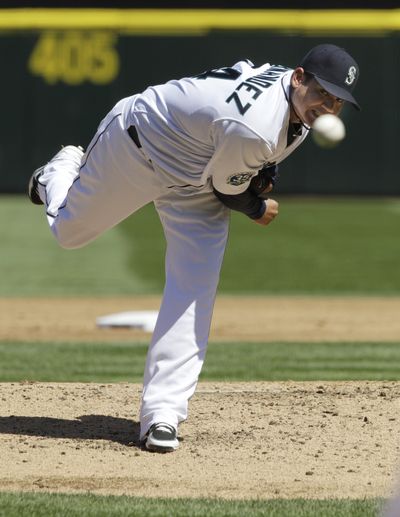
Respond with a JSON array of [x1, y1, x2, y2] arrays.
[[127, 125, 142, 148]]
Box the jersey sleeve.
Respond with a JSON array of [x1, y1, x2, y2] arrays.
[[207, 119, 272, 195]]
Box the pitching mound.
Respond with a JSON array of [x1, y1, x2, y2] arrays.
[[0, 381, 398, 499]]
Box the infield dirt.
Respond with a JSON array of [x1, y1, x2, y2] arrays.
[[0, 295, 399, 499]]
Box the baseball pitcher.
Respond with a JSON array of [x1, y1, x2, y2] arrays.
[[28, 44, 360, 452]]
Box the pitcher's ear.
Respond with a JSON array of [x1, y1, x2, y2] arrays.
[[291, 67, 305, 88]]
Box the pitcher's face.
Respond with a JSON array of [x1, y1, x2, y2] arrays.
[[290, 68, 344, 127]]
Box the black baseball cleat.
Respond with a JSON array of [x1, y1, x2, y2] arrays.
[[143, 422, 179, 453], [28, 166, 45, 205]]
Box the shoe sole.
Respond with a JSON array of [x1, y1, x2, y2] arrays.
[[146, 443, 177, 453], [28, 166, 44, 205], [145, 436, 179, 453]]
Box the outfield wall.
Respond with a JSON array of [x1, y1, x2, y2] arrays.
[[1, 9, 399, 194]]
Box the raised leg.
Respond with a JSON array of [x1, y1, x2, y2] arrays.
[[35, 107, 163, 249]]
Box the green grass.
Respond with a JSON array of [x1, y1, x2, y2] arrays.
[[1, 340, 400, 382], [204, 341, 400, 381], [0, 196, 153, 296], [222, 197, 400, 293], [0, 341, 147, 382], [2, 195, 400, 295], [0, 492, 385, 517]]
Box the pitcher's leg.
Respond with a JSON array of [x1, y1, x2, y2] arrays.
[[140, 191, 230, 441], [33, 110, 163, 249]]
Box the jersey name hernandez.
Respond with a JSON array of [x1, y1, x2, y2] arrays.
[[124, 60, 308, 194]]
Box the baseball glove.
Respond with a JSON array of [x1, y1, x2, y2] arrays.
[[248, 164, 279, 199]]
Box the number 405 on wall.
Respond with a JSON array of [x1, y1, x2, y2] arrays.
[[28, 31, 120, 85]]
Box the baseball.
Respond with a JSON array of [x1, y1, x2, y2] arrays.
[[312, 114, 346, 148]]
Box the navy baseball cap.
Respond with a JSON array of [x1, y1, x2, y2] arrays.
[[300, 44, 360, 110]]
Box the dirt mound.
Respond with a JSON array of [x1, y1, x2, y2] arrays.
[[0, 381, 398, 499]]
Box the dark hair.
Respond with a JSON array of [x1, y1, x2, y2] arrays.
[[302, 71, 314, 84]]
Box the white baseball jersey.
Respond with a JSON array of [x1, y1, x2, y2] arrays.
[[124, 60, 308, 195]]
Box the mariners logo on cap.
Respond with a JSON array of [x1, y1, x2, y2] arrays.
[[227, 172, 253, 186], [345, 66, 357, 85]]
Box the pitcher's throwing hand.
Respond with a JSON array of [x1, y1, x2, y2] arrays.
[[254, 199, 279, 227]]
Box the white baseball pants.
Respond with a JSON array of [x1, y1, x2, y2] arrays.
[[37, 101, 230, 439]]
